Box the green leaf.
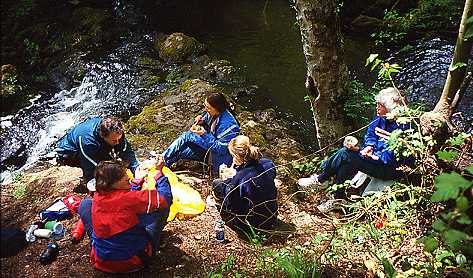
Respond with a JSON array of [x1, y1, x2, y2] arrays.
[[446, 133, 468, 146], [436, 250, 455, 262], [431, 172, 472, 202], [451, 62, 467, 71], [456, 196, 469, 212], [432, 219, 447, 232], [366, 54, 379, 66], [457, 214, 472, 225], [436, 150, 459, 162], [423, 237, 439, 253], [382, 258, 396, 278], [443, 229, 470, 249]]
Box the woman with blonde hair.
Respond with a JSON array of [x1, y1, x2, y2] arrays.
[[212, 135, 278, 231]]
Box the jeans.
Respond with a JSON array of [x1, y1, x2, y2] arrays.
[[78, 199, 169, 255], [321, 147, 398, 198], [162, 131, 208, 166]]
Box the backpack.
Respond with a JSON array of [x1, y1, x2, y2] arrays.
[[1, 227, 27, 258]]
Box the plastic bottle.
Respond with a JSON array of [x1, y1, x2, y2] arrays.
[[215, 220, 225, 242], [39, 242, 59, 265], [71, 219, 85, 243], [34, 229, 52, 238], [25, 224, 38, 242]]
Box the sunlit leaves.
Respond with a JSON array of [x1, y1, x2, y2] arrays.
[[431, 172, 472, 202], [436, 150, 459, 162]]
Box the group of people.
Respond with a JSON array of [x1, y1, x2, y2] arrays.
[[55, 87, 412, 273], [56, 92, 278, 273]]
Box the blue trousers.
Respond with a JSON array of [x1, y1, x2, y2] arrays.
[[321, 147, 398, 198], [162, 131, 208, 167], [78, 199, 169, 255]]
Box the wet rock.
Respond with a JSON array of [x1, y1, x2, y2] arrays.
[[157, 33, 206, 63]]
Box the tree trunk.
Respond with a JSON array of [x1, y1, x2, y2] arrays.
[[422, 0, 473, 134], [294, 0, 350, 148]]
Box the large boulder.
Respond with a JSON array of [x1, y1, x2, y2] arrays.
[[157, 33, 206, 63]]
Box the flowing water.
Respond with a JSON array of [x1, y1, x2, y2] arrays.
[[1, 0, 471, 179]]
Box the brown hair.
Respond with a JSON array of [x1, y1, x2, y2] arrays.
[[228, 135, 262, 165], [205, 92, 230, 114], [94, 160, 127, 193], [99, 116, 125, 138]]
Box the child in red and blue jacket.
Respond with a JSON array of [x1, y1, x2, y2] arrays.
[[78, 159, 172, 273]]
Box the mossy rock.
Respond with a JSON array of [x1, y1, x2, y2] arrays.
[[157, 33, 206, 63]]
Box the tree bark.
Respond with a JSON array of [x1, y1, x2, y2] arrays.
[[434, 0, 473, 114], [294, 0, 350, 148], [421, 0, 472, 134]]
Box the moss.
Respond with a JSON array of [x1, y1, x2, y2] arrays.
[[126, 101, 165, 134], [180, 79, 194, 92], [157, 33, 206, 63], [139, 74, 162, 89], [138, 56, 160, 69]]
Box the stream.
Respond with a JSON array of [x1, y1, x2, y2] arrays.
[[1, 0, 471, 180]]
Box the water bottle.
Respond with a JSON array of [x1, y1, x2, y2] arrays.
[[25, 224, 38, 242], [71, 219, 85, 244], [39, 243, 59, 265], [215, 220, 225, 242]]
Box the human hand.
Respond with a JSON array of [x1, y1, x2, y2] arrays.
[[194, 115, 204, 125], [370, 154, 379, 161], [154, 155, 165, 171], [135, 164, 150, 179], [360, 146, 373, 157]]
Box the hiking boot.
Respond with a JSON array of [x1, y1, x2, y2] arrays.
[[73, 177, 89, 194], [298, 174, 322, 189], [316, 199, 347, 213]]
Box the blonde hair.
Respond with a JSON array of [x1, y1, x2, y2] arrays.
[[375, 87, 403, 112], [228, 135, 262, 165]]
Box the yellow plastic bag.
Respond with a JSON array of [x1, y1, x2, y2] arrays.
[[128, 167, 205, 221]]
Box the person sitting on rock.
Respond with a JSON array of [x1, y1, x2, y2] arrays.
[[55, 116, 139, 191], [162, 92, 240, 173], [78, 159, 172, 273], [298, 87, 414, 212], [212, 135, 278, 233]]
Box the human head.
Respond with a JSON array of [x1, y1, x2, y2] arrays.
[[94, 160, 129, 193], [205, 92, 230, 116], [228, 135, 262, 165], [374, 87, 402, 116], [99, 116, 125, 146]]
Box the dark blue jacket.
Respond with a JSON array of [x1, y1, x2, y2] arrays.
[[200, 110, 240, 172], [56, 117, 139, 180], [218, 158, 277, 228], [362, 116, 414, 167]]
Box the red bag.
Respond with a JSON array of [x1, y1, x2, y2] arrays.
[[62, 194, 81, 214]]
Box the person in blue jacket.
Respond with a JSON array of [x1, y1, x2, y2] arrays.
[[162, 92, 240, 173], [212, 135, 278, 232], [55, 116, 139, 188], [298, 87, 414, 210]]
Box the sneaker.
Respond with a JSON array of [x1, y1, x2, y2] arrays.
[[298, 174, 322, 189], [316, 199, 347, 213]]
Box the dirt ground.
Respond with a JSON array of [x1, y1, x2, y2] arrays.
[[1, 164, 340, 278]]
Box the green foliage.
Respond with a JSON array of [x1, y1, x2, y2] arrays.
[[293, 156, 323, 175], [344, 80, 376, 125], [372, 0, 462, 47], [256, 247, 319, 278], [23, 38, 40, 65], [241, 225, 267, 246], [15, 0, 36, 17], [208, 255, 244, 278]]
